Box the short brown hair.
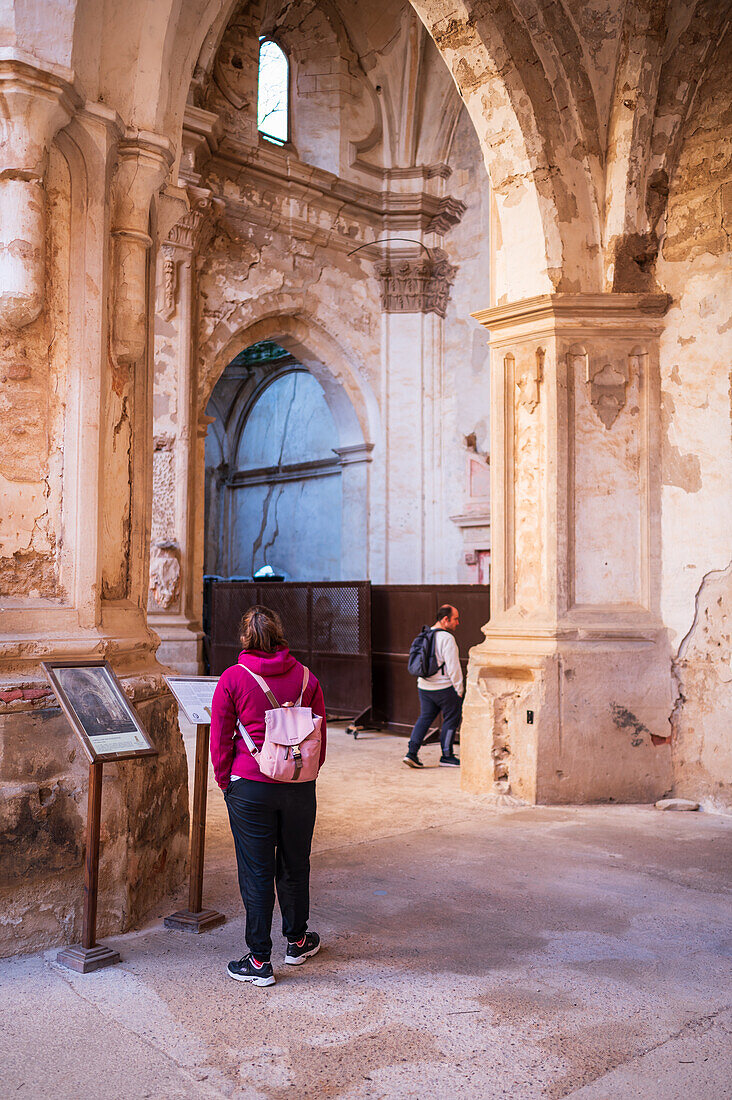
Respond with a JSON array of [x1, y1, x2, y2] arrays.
[[238, 605, 287, 653], [437, 604, 455, 622]]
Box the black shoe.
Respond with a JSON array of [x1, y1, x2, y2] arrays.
[[403, 753, 424, 768], [227, 954, 275, 986], [439, 755, 460, 767], [285, 931, 321, 965]]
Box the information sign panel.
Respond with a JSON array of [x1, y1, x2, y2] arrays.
[[42, 660, 157, 763], [165, 676, 219, 725]]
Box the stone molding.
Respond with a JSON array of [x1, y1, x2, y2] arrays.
[[333, 443, 375, 466], [375, 248, 457, 317], [180, 104, 223, 183], [472, 292, 670, 334], [208, 138, 466, 250]]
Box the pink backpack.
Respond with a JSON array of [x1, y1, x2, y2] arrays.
[[236, 664, 323, 783]]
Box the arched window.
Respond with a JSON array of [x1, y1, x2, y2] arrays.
[[257, 39, 289, 145]]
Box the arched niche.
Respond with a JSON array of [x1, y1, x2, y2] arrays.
[[203, 331, 374, 583]]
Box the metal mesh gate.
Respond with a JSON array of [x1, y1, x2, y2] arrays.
[[208, 581, 371, 719]]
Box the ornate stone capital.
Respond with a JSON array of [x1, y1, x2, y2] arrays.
[[159, 189, 221, 319], [375, 247, 457, 318], [166, 189, 221, 254]]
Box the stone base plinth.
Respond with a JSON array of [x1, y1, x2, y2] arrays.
[[150, 616, 203, 675], [461, 632, 674, 805]]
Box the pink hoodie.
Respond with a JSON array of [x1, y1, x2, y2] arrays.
[[209, 647, 327, 789]]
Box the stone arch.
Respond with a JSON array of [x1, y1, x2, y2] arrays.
[[408, 0, 603, 296], [200, 299, 380, 453], [201, 304, 378, 581]]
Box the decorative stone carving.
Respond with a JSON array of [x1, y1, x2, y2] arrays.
[[516, 348, 544, 413], [586, 355, 630, 429], [375, 248, 457, 317], [0, 60, 79, 328], [148, 539, 181, 610], [427, 196, 468, 235], [160, 247, 178, 320], [158, 191, 220, 320], [180, 106, 223, 185], [166, 192, 220, 254]]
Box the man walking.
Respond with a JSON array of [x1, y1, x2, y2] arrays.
[[403, 605, 463, 769]]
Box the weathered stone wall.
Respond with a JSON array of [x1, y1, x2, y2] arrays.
[[154, 0, 495, 602], [0, 679, 188, 958], [657, 30, 732, 809]]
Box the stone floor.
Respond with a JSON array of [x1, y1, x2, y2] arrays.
[[2, 724, 731, 1099]]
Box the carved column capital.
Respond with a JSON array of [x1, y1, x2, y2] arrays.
[[166, 189, 221, 254], [375, 247, 457, 318], [158, 188, 221, 319], [0, 59, 80, 327]]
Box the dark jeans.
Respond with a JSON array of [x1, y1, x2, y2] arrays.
[[224, 777, 317, 961], [408, 686, 463, 757]]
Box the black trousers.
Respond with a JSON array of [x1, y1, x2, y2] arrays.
[[224, 777, 317, 961], [408, 686, 463, 757]]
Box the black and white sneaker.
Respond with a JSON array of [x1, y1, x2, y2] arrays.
[[227, 954, 275, 986], [439, 755, 460, 767], [403, 753, 424, 768], [285, 931, 321, 965]]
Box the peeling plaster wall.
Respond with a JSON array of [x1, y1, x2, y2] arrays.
[[656, 30, 732, 809], [671, 563, 732, 813], [0, 145, 70, 599]]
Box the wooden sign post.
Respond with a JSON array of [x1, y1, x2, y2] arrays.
[[164, 677, 224, 933], [42, 660, 158, 973]]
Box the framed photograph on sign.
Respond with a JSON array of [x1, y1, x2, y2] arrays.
[[42, 660, 157, 763]]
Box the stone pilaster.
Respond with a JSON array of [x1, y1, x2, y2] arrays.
[[462, 294, 674, 804], [0, 58, 79, 328], [0, 109, 189, 957], [149, 189, 221, 672]]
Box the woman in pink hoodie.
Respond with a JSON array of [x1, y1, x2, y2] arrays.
[[210, 605, 327, 987]]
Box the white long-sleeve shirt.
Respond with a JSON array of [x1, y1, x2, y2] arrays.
[[418, 629, 464, 696]]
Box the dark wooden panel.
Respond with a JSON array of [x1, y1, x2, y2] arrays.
[[370, 585, 490, 733], [207, 581, 371, 719]]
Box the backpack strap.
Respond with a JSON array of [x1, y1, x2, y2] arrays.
[[296, 665, 309, 706], [238, 664, 280, 708], [431, 628, 447, 674]]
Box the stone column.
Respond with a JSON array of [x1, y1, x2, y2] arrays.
[[0, 59, 79, 329], [149, 190, 219, 672], [462, 294, 673, 804], [376, 247, 456, 582]]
